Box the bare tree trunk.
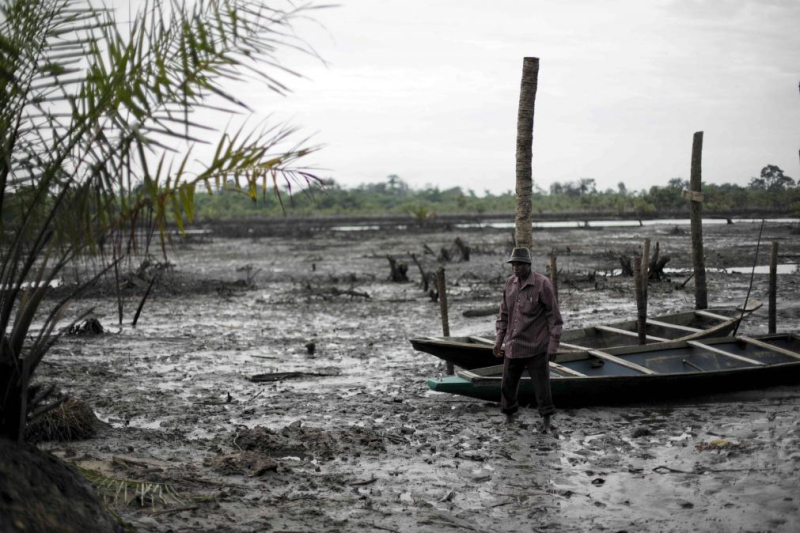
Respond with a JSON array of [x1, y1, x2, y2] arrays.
[[514, 57, 539, 251], [410, 253, 429, 292], [688, 131, 708, 309]]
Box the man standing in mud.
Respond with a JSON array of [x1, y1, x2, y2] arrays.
[[493, 247, 563, 432]]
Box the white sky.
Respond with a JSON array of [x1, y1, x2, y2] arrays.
[[117, 0, 800, 194]]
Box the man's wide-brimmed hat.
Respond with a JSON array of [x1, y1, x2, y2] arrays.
[[506, 247, 532, 264]]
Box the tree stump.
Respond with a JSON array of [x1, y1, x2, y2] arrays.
[[619, 255, 634, 276], [454, 237, 470, 262], [386, 255, 409, 282]]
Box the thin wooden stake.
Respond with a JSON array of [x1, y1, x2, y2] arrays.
[[132, 275, 158, 328], [641, 238, 650, 300], [633, 255, 647, 345], [769, 241, 778, 334], [112, 242, 123, 325], [436, 267, 453, 375], [688, 131, 708, 309]]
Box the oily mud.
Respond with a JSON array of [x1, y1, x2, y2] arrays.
[[35, 220, 800, 532]]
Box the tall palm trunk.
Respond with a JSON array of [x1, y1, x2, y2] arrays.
[[514, 57, 539, 251]]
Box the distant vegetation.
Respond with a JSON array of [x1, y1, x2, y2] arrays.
[[192, 166, 800, 220]]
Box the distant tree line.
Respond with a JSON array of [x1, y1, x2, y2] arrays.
[[190, 165, 799, 220]]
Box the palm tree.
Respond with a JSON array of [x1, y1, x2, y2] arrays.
[[514, 57, 538, 250], [0, 0, 324, 442]]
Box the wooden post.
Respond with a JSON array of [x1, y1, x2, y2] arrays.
[[549, 254, 558, 302], [641, 238, 650, 299], [633, 255, 647, 345], [769, 241, 778, 334], [436, 267, 454, 375], [514, 57, 539, 251], [688, 131, 708, 309]]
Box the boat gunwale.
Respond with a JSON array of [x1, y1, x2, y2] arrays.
[[455, 334, 800, 383], [409, 307, 757, 350]]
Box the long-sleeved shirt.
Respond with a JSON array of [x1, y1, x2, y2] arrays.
[[495, 271, 563, 358]]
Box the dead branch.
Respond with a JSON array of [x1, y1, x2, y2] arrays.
[[249, 369, 341, 383]]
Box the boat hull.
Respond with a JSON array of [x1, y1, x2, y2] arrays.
[[427, 334, 800, 407]]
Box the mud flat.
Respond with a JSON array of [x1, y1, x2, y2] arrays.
[[36, 219, 800, 532]]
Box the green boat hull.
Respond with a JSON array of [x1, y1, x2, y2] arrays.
[[427, 334, 800, 407]]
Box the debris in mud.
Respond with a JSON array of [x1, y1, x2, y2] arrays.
[[303, 285, 371, 300], [204, 451, 278, 477], [454, 450, 486, 462], [631, 427, 652, 438], [462, 305, 497, 317], [248, 368, 341, 382], [25, 397, 101, 443], [79, 465, 184, 508], [695, 438, 743, 452], [235, 264, 261, 287], [234, 422, 387, 459], [348, 476, 378, 486], [670, 225, 686, 235], [67, 317, 104, 336]]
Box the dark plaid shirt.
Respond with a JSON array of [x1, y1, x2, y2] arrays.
[[495, 271, 563, 358]]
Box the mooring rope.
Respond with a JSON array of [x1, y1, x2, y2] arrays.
[[733, 218, 765, 336]]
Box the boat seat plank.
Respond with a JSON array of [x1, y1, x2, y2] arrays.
[[559, 341, 592, 351], [695, 310, 731, 322], [646, 319, 702, 333], [739, 336, 800, 361], [588, 349, 658, 375], [469, 336, 495, 345], [686, 340, 764, 366], [594, 325, 668, 342], [549, 362, 586, 377]]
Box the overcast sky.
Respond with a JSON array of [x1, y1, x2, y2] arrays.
[[119, 0, 800, 194]]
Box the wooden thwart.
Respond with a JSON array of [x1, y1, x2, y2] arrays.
[[687, 340, 764, 366], [469, 336, 495, 345], [549, 362, 586, 377], [695, 310, 730, 322], [740, 336, 800, 361], [588, 349, 657, 375], [595, 325, 668, 342], [646, 319, 702, 333], [559, 341, 592, 351]]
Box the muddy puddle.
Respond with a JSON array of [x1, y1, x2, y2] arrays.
[[35, 219, 800, 532]]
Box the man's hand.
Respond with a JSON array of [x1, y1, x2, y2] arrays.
[[493, 343, 504, 358], [548, 351, 557, 362]]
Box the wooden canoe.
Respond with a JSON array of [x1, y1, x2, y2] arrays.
[[410, 305, 761, 370], [427, 333, 800, 406]]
